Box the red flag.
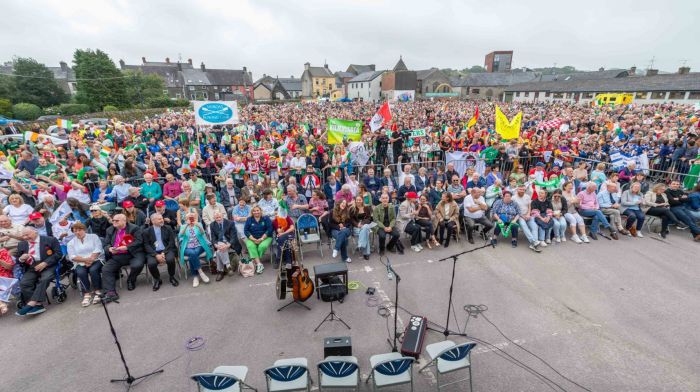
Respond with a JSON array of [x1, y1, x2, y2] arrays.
[[370, 102, 392, 131]]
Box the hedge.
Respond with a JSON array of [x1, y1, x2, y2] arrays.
[[12, 103, 43, 120], [0, 99, 12, 117], [58, 103, 91, 115], [103, 105, 118, 112]]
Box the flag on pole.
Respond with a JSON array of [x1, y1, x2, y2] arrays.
[[466, 106, 479, 128], [495, 106, 522, 140], [370, 102, 392, 132], [24, 131, 40, 143], [57, 119, 72, 129]]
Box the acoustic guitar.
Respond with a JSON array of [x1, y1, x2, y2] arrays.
[[292, 265, 314, 302]]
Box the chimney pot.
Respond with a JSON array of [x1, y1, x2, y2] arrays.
[[60, 61, 68, 71], [177, 61, 182, 71], [188, 58, 192, 65], [629, 66, 636, 75], [142, 57, 146, 64], [646, 69, 658, 76], [200, 62, 206, 71], [243, 66, 247, 72], [304, 62, 310, 70], [165, 57, 170, 64], [598, 67, 605, 72], [678, 66, 690, 75]]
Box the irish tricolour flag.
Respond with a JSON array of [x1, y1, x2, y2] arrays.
[[57, 119, 72, 129]]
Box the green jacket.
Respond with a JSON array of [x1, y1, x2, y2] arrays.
[[372, 203, 396, 230], [178, 223, 213, 265]]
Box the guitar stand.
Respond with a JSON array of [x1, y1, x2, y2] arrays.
[[277, 299, 311, 312], [314, 300, 350, 332]]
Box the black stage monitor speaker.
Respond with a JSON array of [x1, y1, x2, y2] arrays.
[[401, 315, 427, 359], [324, 336, 352, 357]]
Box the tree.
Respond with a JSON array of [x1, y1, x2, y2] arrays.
[[464, 65, 486, 73], [11, 57, 68, 107], [73, 49, 129, 111], [0, 75, 15, 102], [12, 103, 42, 120], [0, 99, 12, 117], [123, 70, 167, 108]]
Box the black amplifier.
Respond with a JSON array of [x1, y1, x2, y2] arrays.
[[323, 336, 352, 357], [401, 315, 427, 359]]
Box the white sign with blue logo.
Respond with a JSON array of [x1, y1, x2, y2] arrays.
[[193, 101, 239, 125]]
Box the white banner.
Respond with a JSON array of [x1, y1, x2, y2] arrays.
[[446, 151, 483, 177], [193, 101, 239, 125], [348, 142, 370, 167]]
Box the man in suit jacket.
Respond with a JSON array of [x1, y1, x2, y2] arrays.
[[209, 211, 242, 281], [143, 213, 178, 291], [219, 178, 238, 213], [4, 122, 20, 135], [26, 212, 53, 237], [101, 214, 145, 302], [15, 228, 63, 317], [372, 193, 402, 255]]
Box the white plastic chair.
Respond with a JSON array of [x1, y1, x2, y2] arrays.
[[191, 365, 256, 392], [317, 356, 360, 391], [421, 340, 477, 391], [366, 352, 414, 391], [264, 357, 311, 392]]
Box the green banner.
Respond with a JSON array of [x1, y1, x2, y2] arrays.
[[410, 128, 426, 138], [327, 118, 363, 144]]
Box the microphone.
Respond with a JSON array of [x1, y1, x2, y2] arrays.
[[386, 257, 394, 280]]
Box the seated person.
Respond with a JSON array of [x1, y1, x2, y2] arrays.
[[435, 192, 459, 248], [329, 199, 353, 263], [101, 214, 145, 303], [397, 192, 423, 253], [577, 182, 618, 240], [122, 200, 146, 227], [209, 211, 242, 281], [350, 195, 375, 260], [530, 190, 555, 244], [372, 193, 402, 255], [463, 188, 494, 243], [178, 212, 212, 287], [272, 208, 296, 267], [15, 227, 62, 317], [231, 198, 252, 240], [153, 200, 177, 230], [621, 182, 645, 237], [258, 189, 279, 217], [202, 193, 227, 228], [86, 204, 111, 238], [397, 176, 417, 203], [144, 213, 179, 291], [67, 222, 105, 307], [243, 206, 273, 274], [490, 191, 528, 249]]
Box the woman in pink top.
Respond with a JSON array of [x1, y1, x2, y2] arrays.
[[576, 182, 617, 240], [162, 173, 183, 200]]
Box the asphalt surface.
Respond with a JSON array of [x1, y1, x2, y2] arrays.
[[3, 230, 699, 392]]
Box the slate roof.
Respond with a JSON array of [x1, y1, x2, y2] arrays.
[[279, 77, 301, 92], [335, 71, 355, 79], [181, 68, 211, 86], [451, 72, 542, 87], [505, 72, 700, 93], [349, 71, 384, 83], [539, 69, 628, 82], [123, 61, 251, 87], [122, 64, 183, 88], [347, 64, 375, 75], [393, 57, 408, 72], [307, 66, 334, 78], [206, 68, 252, 86]]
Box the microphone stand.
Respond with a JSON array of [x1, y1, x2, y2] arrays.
[[384, 256, 401, 352], [100, 296, 164, 390], [428, 243, 493, 338]]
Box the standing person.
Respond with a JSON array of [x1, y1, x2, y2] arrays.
[[390, 127, 404, 164], [101, 214, 145, 302], [329, 199, 353, 263], [350, 195, 374, 260], [209, 211, 242, 281], [178, 212, 212, 287], [14, 228, 62, 317], [143, 213, 179, 291], [397, 192, 423, 252], [66, 222, 104, 306], [372, 193, 402, 255], [244, 206, 272, 274]]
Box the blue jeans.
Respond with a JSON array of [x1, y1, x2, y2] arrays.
[[518, 217, 538, 244], [552, 217, 567, 239], [353, 225, 372, 256], [331, 228, 352, 260], [75, 262, 103, 293], [671, 206, 700, 235], [579, 209, 610, 233], [623, 209, 645, 230], [535, 218, 554, 241], [184, 246, 204, 275]]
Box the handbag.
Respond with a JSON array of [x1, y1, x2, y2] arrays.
[[238, 258, 255, 277]]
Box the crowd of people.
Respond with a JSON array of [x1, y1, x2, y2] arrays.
[[0, 99, 699, 317]]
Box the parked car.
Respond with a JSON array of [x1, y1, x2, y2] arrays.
[[79, 118, 110, 129], [36, 115, 61, 122]]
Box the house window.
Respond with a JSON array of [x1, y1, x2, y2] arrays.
[[689, 91, 700, 99], [552, 93, 564, 99], [472, 88, 480, 94], [189, 86, 195, 91], [582, 92, 594, 99], [360, 83, 363, 89], [635, 92, 647, 99], [515, 92, 520, 97], [544, 92, 550, 97], [668, 91, 685, 100], [214, 93, 220, 100], [190, 94, 196, 100], [650, 91, 665, 99], [315, 80, 319, 85]]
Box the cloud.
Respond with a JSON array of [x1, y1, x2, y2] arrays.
[[2, 0, 698, 79]]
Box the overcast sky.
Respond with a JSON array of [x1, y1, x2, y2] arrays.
[[4, 0, 698, 79]]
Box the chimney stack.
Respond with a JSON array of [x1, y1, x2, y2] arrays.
[[598, 67, 605, 72], [324, 63, 329, 69], [304, 62, 310, 70], [678, 66, 690, 75], [629, 66, 636, 75], [119, 59, 125, 69], [243, 66, 247, 73], [59, 61, 68, 71], [263, 73, 266, 78], [188, 58, 193, 65], [142, 57, 146, 64], [177, 61, 182, 71], [646, 69, 658, 76], [200, 62, 206, 71], [165, 57, 170, 64]]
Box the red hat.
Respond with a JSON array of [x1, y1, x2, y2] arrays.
[[155, 200, 165, 207], [122, 200, 134, 208], [29, 212, 44, 220], [406, 192, 418, 199]]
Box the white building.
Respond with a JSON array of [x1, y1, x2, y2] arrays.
[[347, 71, 384, 102], [505, 68, 700, 105]]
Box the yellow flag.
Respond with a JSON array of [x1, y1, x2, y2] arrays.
[[495, 106, 522, 140]]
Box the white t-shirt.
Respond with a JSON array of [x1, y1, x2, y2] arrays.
[[463, 195, 486, 219], [67, 189, 91, 204], [512, 193, 532, 217], [3, 204, 34, 225]]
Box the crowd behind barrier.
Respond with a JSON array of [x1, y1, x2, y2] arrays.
[[0, 100, 699, 317]]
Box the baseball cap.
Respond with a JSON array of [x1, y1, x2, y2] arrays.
[[89, 204, 101, 211], [29, 212, 43, 220], [406, 192, 418, 199], [122, 200, 134, 208], [155, 200, 165, 207]]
